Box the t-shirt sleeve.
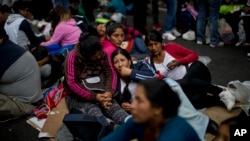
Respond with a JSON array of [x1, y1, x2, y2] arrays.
[[19, 20, 41, 46]]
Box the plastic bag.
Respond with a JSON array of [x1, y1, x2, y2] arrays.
[[219, 19, 235, 42], [227, 80, 250, 104]]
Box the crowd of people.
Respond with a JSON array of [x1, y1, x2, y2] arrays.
[[0, 0, 250, 141]]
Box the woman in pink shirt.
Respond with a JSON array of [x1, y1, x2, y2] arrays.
[[40, 6, 81, 55], [145, 30, 237, 111]]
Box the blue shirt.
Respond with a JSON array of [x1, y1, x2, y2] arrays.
[[101, 116, 201, 141]]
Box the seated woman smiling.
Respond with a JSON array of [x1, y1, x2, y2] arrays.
[[101, 78, 200, 141], [111, 48, 155, 112]]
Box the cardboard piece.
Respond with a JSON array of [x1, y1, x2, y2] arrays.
[[39, 98, 68, 139], [204, 106, 242, 141]]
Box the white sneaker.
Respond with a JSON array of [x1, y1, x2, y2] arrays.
[[182, 31, 195, 41], [235, 40, 245, 47], [196, 41, 203, 45], [172, 29, 181, 37], [162, 32, 176, 41], [210, 42, 224, 48], [219, 90, 235, 111]]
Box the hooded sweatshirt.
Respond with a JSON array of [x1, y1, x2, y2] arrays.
[[64, 44, 116, 101], [41, 18, 82, 47], [4, 14, 41, 48]]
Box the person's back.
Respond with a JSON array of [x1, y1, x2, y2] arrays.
[[0, 27, 42, 117], [4, 14, 29, 47], [0, 39, 42, 103], [4, 1, 41, 49]]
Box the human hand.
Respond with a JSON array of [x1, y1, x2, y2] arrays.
[[167, 60, 180, 70], [103, 91, 113, 109], [45, 36, 51, 41], [96, 93, 112, 109], [122, 102, 132, 112], [119, 67, 132, 77]]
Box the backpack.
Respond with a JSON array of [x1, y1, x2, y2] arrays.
[[63, 108, 106, 141]]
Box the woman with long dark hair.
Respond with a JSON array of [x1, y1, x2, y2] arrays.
[[145, 30, 237, 110], [111, 48, 155, 112]]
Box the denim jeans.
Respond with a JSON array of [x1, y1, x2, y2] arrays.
[[163, 78, 208, 141], [54, 0, 68, 10], [164, 0, 178, 32], [196, 0, 222, 45], [152, 0, 159, 24], [46, 44, 74, 56], [131, 37, 149, 55]]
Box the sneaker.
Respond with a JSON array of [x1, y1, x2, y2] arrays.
[[182, 31, 195, 41], [162, 32, 176, 41], [219, 90, 235, 111], [153, 24, 162, 31], [210, 42, 224, 48], [196, 41, 203, 45], [235, 40, 245, 47], [172, 29, 181, 37]]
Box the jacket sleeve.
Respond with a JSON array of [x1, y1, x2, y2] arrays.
[[40, 23, 64, 46], [130, 60, 156, 82], [19, 20, 41, 46], [102, 53, 116, 94], [165, 42, 198, 65], [64, 51, 96, 100]]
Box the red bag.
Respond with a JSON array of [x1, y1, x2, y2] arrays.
[[46, 82, 65, 109]]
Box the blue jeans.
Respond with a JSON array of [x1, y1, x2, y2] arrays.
[[131, 37, 149, 55], [46, 44, 74, 56], [196, 0, 221, 45], [54, 0, 68, 10], [164, 0, 178, 32]]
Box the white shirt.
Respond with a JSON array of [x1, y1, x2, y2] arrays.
[[120, 79, 137, 99], [154, 52, 187, 80], [111, 13, 123, 23]]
